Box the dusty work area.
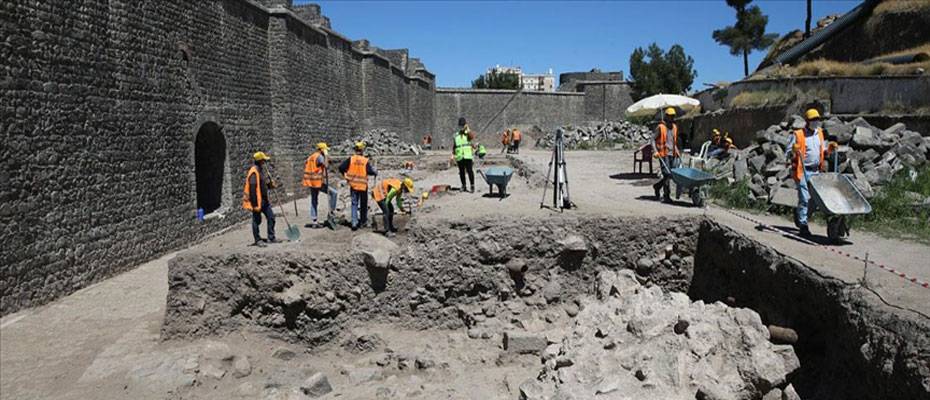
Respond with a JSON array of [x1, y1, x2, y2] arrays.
[[2, 151, 929, 400]]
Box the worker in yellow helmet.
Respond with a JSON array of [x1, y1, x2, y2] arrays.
[[302, 142, 338, 228], [339, 141, 378, 231], [784, 108, 837, 237], [372, 177, 414, 237], [652, 107, 680, 203], [242, 151, 278, 246]]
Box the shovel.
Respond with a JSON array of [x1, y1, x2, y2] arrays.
[[267, 167, 301, 241]]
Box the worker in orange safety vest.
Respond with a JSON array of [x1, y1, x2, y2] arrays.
[[243, 151, 278, 246], [339, 141, 378, 231], [652, 107, 680, 203], [510, 128, 522, 154], [784, 108, 837, 237], [303, 142, 338, 228], [372, 177, 414, 237]]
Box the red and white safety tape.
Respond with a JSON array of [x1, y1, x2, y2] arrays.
[[721, 208, 930, 290]]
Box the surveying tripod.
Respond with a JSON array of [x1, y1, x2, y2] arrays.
[[540, 128, 575, 210]]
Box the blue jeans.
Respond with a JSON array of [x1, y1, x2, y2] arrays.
[[251, 203, 275, 242], [350, 189, 368, 228], [796, 169, 818, 227], [310, 186, 338, 222]]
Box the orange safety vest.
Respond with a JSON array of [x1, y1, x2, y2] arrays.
[[241, 165, 263, 212], [302, 151, 324, 188], [345, 154, 370, 191], [512, 129, 522, 141], [792, 128, 826, 182], [372, 178, 401, 202], [501, 131, 511, 145], [655, 122, 679, 158]]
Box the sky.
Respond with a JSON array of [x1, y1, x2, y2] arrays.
[[309, 0, 860, 90]]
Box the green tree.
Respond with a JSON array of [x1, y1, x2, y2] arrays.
[[472, 70, 521, 90], [628, 43, 697, 100], [713, 0, 779, 77]]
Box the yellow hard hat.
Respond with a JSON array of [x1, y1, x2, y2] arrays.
[[403, 178, 414, 192], [804, 108, 821, 120], [725, 137, 733, 144], [354, 141, 366, 150], [316, 142, 329, 151], [422, 191, 429, 199], [253, 151, 270, 161], [665, 107, 677, 116], [712, 129, 721, 137]]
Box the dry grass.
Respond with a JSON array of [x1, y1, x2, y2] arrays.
[[876, 43, 930, 60], [729, 90, 795, 108], [872, 0, 930, 16], [761, 57, 930, 79]]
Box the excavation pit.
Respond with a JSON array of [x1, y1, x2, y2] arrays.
[[163, 217, 930, 399]]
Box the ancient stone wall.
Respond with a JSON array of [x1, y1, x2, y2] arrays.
[[578, 81, 634, 122], [0, 0, 435, 315], [433, 89, 587, 147], [724, 76, 930, 115]]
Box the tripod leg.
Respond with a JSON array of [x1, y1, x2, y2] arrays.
[[540, 150, 554, 207]]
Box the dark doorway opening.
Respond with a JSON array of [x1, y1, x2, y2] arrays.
[[195, 122, 226, 214]]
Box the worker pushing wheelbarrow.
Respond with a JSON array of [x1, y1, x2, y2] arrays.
[[658, 157, 715, 207]]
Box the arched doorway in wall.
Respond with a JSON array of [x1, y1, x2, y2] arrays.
[[195, 122, 226, 214]]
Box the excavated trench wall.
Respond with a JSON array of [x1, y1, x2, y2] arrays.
[[692, 220, 930, 400], [163, 216, 700, 344], [162, 216, 930, 399]]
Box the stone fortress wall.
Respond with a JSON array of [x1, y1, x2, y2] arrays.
[[1, 0, 634, 315], [0, 0, 435, 315]]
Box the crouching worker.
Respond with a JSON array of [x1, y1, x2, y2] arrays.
[[303, 142, 338, 228], [785, 108, 837, 237], [372, 177, 414, 237], [243, 151, 278, 246]]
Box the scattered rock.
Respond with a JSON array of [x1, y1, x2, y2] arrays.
[[352, 233, 399, 269], [272, 348, 297, 361], [782, 384, 801, 400], [348, 367, 383, 384], [232, 356, 252, 378], [342, 333, 385, 353], [541, 281, 561, 304], [536, 120, 652, 150], [673, 319, 689, 335], [199, 363, 226, 380], [300, 372, 333, 398], [635, 257, 654, 275], [503, 331, 548, 354], [768, 325, 798, 345], [563, 304, 580, 318]]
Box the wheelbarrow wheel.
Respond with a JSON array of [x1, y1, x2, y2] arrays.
[[826, 216, 847, 244], [690, 188, 705, 208]]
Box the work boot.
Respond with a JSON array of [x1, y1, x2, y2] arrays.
[[267, 238, 282, 244], [799, 225, 812, 237], [351, 225, 358, 232], [305, 222, 320, 229], [385, 231, 396, 238], [251, 241, 266, 248]]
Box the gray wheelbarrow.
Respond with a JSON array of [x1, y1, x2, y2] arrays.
[[660, 158, 715, 207], [807, 172, 872, 243], [478, 167, 514, 196]]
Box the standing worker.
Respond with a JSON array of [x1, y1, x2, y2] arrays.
[[339, 141, 378, 231], [501, 129, 511, 154], [372, 177, 414, 237], [652, 107, 680, 203], [243, 151, 278, 246], [785, 108, 837, 237], [453, 117, 475, 193], [302, 142, 338, 228], [511, 128, 522, 154]]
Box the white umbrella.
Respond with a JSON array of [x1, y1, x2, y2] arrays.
[[625, 94, 700, 115]]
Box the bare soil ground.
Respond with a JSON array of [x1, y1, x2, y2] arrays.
[[2, 149, 928, 399]]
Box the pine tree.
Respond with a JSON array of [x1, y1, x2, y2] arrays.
[[713, 0, 779, 77]]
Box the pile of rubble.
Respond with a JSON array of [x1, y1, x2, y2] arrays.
[[519, 269, 801, 400], [535, 120, 652, 149], [333, 128, 420, 155], [710, 116, 930, 203]]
